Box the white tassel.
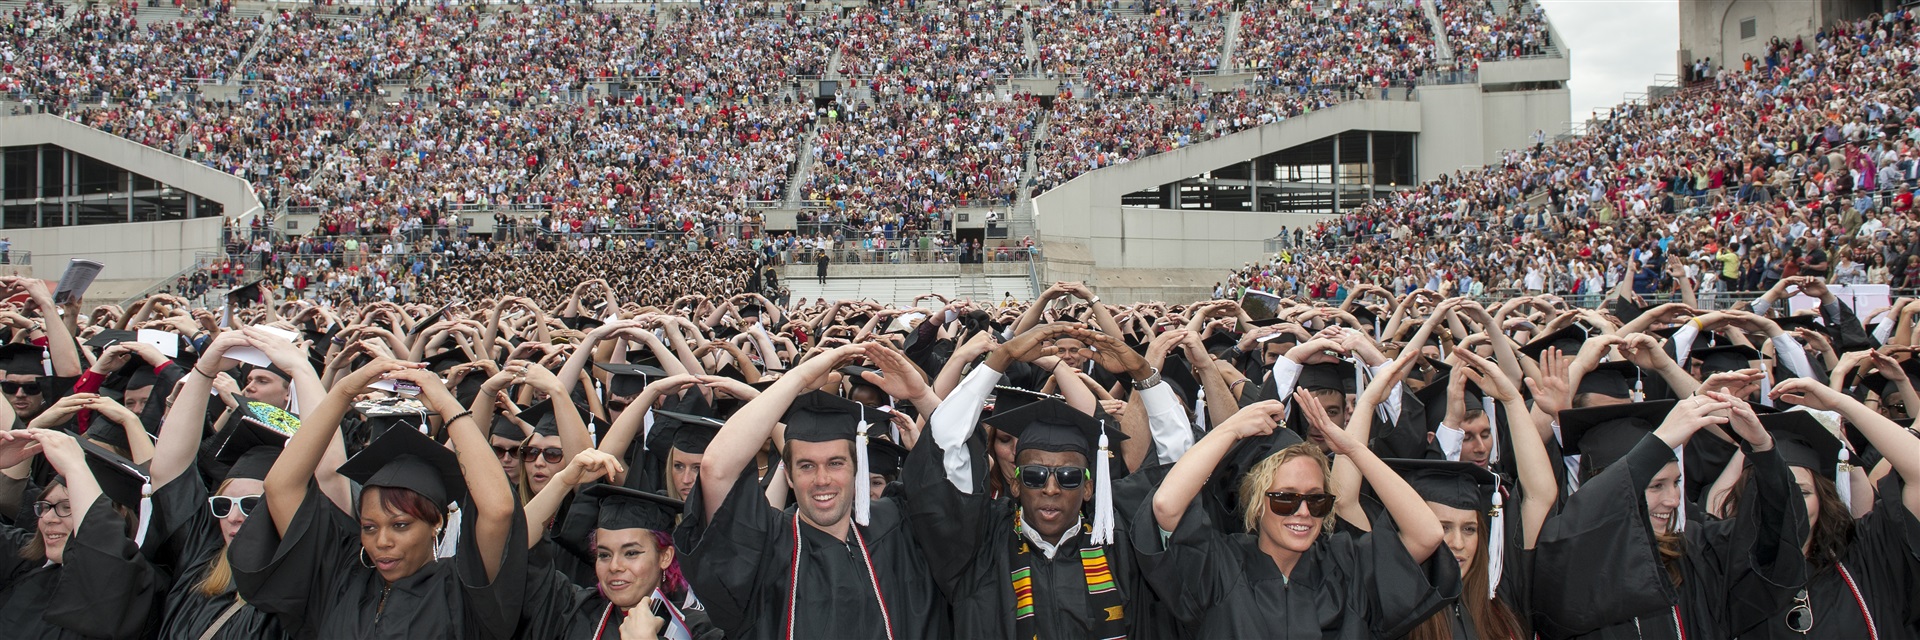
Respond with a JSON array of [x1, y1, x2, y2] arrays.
[[1837, 449, 1853, 512], [1759, 369, 1776, 408], [1488, 486, 1505, 600], [1091, 425, 1115, 546], [854, 421, 872, 527], [1482, 396, 1500, 465], [133, 482, 153, 547], [1193, 383, 1208, 431], [1672, 445, 1687, 533]]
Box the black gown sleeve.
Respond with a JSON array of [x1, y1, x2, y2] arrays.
[[454, 498, 530, 640], [227, 482, 358, 633], [672, 464, 784, 635], [145, 463, 218, 571], [898, 428, 997, 599], [43, 495, 161, 640], [1722, 447, 1809, 635], [1851, 474, 1920, 629], [1531, 433, 1680, 637], [1127, 493, 1242, 625], [1343, 513, 1462, 639]]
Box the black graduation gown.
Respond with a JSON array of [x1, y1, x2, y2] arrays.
[[900, 431, 1147, 638], [1129, 494, 1462, 639], [0, 495, 161, 640], [1740, 475, 1920, 638], [674, 466, 949, 640], [145, 465, 288, 640], [228, 484, 527, 640], [1531, 439, 1804, 640]]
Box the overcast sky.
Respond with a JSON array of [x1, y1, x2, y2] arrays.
[[1536, 0, 1680, 124]]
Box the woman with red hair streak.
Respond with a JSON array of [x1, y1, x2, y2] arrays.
[[228, 358, 528, 640], [517, 448, 721, 640]]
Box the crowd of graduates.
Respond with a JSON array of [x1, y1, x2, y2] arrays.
[[0, 268, 1908, 639]]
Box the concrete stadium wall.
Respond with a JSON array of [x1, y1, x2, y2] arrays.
[[1677, 0, 1873, 71], [7, 216, 227, 299], [0, 114, 265, 220], [0, 114, 262, 294]]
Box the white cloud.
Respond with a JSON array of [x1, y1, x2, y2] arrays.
[[1536, 0, 1680, 125]]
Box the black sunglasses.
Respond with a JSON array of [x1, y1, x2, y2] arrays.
[[1266, 492, 1337, 518], [208, 495, 262, 519], [2, 381, 41, 396], [492, 445, 524, 460], [520, 447, 565, 464], [1016, 465, 1089, 490]]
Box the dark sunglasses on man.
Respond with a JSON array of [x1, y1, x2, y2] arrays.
[[1266, 491, 1337, 517], [2, 381, 41, 396], [1016, 464, 1089, 490], [208, 495, 263, 519]]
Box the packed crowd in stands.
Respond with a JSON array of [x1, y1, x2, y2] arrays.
[[1227, 10, 1920, 308], [4, 0, 1542, 243], [1435, 0, 1555, 64]]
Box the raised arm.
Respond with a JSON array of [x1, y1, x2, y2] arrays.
[[524, 449, 624, 548], [1455, 348, 1555, 547]]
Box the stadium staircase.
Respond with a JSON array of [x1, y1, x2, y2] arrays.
[[1218, 10, 1241, 74], [228, 7, 281, 84], [1422, 0, 1455, 63], [785, 120, 822, 205]]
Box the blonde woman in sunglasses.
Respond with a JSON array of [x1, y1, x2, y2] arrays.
[[1133, 354, 1455, 639]]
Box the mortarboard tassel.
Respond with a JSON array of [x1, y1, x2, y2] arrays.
[[1837, 449, 1853, 512], [1091, 425, 1115, 546], [854, 419, 872, 527], [1488, 484, 1505, 600], [1193, 383, 1208, 431], [134, 481, 154, 547], [1672, 445, 1687, 533], [1759, 369, 1777, 408], [1483, 396, 1500, 465]]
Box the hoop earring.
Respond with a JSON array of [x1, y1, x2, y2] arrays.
[[359, 548, 376, 569]]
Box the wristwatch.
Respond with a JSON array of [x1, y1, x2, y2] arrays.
[[1131, 367, 1163, 390]]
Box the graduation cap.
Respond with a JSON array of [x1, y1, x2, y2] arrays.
[[1558, 399, 1677, 482], [595, 361, 668, 398], [1760, 409, 1853, 510], [422, 349, 470, 375], [1856, 358, 1920, 400], [1350, 306, 1383, 336], [356, 400, 435, 441], [519, 398, 592, 438], [1519, 325, 1590, 360], [649, 409, 723, 455], [83, 329, 137, 352], [1296, 361, 1357, 394], [75, 436, 156, 545], [838, 365, 882, 389], [336, 423, 465, 508], [990, 385, 1058, 416], [1247, 317, 1287, 328], [986, 398, 1124, 545], [1387, 458, 1506, 598], [1688, 344, 1763, 377], [213, 400, 301, 480], [581, 483, 682, 533], [1578, 361, 1657, 401], [1608, 298, 1650, 324], [866, 437, 908, 479], [226, 279, 265, 309], [0, 342, 46, 376], [1771, 314, 1824, 333]]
